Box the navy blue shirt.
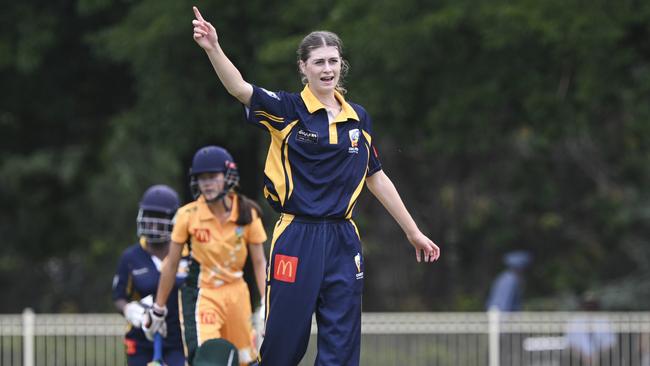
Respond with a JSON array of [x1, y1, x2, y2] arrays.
[[245, 84, 382, 219], [112, 243, 188, 349]]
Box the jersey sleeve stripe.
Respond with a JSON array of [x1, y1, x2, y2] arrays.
[[254, 110, 284, 123]]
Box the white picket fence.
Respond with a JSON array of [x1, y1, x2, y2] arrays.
[[2, 309, 650, 365]]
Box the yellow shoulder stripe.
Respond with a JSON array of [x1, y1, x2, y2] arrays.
[[254, 110, 284, 123]]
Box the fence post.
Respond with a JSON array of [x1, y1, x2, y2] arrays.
[[22, 308, 35, 366], [488, 308, 500, 366]]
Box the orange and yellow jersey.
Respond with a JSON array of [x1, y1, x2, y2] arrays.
[[171, 194, 267, 289]]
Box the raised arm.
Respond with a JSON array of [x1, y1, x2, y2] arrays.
[[192, 6, 253, 105], [365, 170, 440, 263]]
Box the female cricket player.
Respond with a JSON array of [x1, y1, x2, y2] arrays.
[[112, 184, 186, 366], [146, 146, 268, 365], [191, 7, 441, 365]]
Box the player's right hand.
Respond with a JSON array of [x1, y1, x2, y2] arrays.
[[123, 301, 147, 328], [192, 6, 218, 50], [142, 303, 168, 341]]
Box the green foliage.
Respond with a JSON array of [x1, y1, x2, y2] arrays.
[[1, 0, 650, 312]]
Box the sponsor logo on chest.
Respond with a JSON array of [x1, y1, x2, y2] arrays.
[[132, 267, 149, 276], [193, 228, 211, 243], [296, 128, 319, 144]]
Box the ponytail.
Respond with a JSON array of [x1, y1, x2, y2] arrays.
[[236, 193, 263, 226]]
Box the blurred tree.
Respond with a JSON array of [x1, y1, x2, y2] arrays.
[[1, 0, 649, 312]]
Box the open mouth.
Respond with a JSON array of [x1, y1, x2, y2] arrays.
[[321, 76, 335, 83]]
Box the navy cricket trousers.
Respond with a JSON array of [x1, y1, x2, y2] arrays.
[[259, 214, 364, 366]]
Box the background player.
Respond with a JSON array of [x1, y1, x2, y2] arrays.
[[112, 184, 187, 366], [146, 145, 268, 365], [191, 7, 441, 366]]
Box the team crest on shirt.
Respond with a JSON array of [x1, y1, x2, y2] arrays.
[[348, 129, 360, 154]]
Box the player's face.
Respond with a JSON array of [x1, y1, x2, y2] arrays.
[[197, 172, 225, 201], [300, 46, 341, 95]]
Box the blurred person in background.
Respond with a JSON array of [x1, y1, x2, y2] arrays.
[[112, 184, 187, 366], [485, 250, 532, 365], [565, 292, 616, 366], [146, 145, 268, 366], [486, 250, 532, 312]]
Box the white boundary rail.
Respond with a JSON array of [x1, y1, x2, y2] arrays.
[[2, 309, 650, 365]]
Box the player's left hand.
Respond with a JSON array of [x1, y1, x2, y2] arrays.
[[407, 231, 440, 263]]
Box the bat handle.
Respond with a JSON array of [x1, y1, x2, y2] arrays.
[[153, 332, 163, 362]]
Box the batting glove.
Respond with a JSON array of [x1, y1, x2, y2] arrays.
[[142, 303, 167, 341], [123, 301, 147, 328]]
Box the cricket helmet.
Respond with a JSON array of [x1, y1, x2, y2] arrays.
[[136, 184, 180, 245], [189, 145, 239, 202]]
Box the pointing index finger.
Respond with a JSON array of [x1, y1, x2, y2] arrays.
[[193, 6, 205, 21]]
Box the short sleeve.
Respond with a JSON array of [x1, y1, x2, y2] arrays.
[[367, 143, 382, 176], [171, 208, 190, 244], [244, 209, 268, 244], [244, 85, 293, 131], [362, 113, 382, 176], [111, 252, 130, 301]]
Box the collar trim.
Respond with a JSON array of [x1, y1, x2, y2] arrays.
[[300, 85, 359, 122]]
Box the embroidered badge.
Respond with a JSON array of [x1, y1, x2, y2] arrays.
[[348, 129, 360, 154]]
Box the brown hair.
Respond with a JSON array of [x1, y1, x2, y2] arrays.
[[297, 31, 350, 94], [235, 193, 263, 226]]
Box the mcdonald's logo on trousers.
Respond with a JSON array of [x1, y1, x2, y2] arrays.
[[274, 254, 298, 283]]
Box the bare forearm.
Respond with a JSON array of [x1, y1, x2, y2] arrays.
[[253, 260, 266, 299], [154, 244, 182, 308], [367, 170, 440, 262], [366, 171, 419, 238], [155, 263, 176, 307], [192, 6, 252, 104], [204, 45, 252, 105], [249, 245, 267, 299]]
